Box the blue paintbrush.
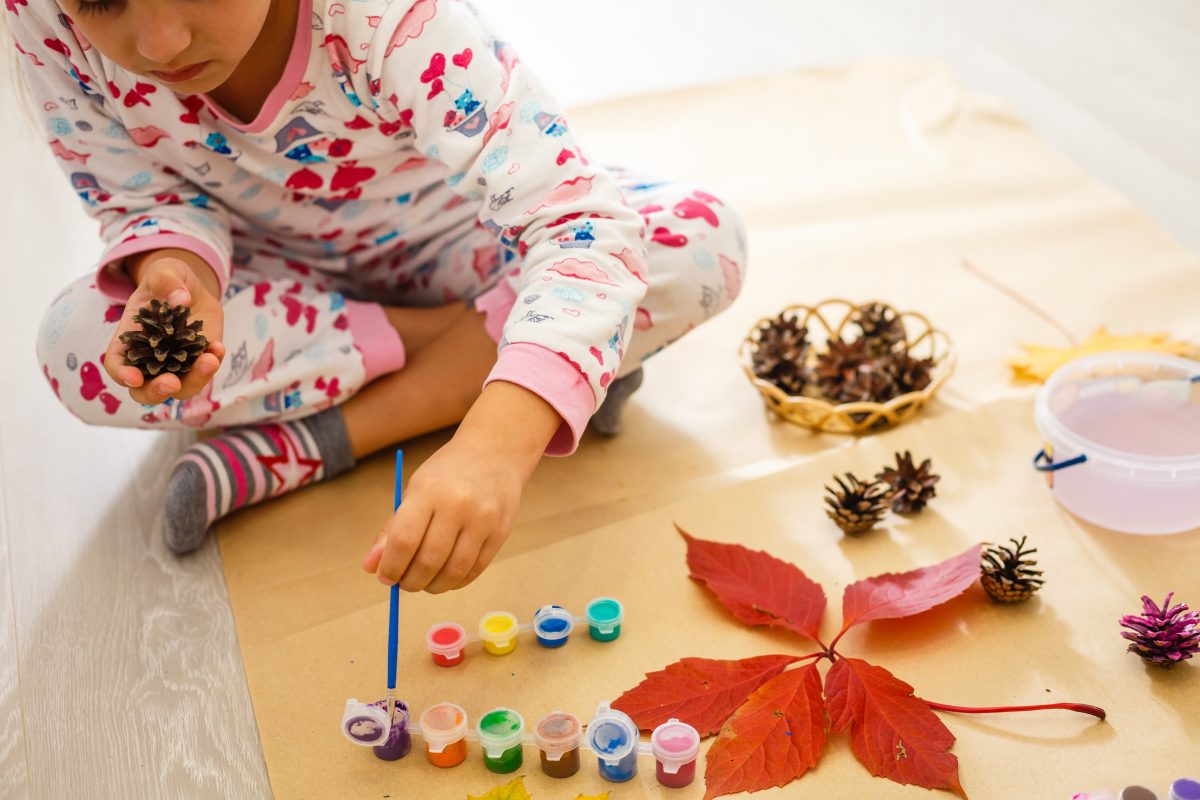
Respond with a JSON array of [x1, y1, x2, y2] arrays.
[[386, 449, 402, 723]]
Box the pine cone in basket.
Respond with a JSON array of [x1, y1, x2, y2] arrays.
[[980, 536, 1045, 603], [840, 369, 897, 404], [851, 302, 906, 356], [884, 349, 935, 395], [876, 450, 939, 514], [751, 312, 810, 396], [119, 299, 208, 379], [813, 337, 880, 404], [824, 473, 889, 535]]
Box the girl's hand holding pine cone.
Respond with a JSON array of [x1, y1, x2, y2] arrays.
[[104, 251, 226, 406]]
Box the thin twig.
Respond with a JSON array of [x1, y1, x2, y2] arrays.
[[960, 259, 1078, 347], [926, 700, 1106, 720]]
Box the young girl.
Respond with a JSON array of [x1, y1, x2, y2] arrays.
[[8, 0, 745, 594]]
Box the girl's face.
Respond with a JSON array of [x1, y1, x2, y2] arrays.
[[65, 0, 274, 93]]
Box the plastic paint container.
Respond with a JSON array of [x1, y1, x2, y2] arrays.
[[478, 707, 525, 773], [585, 598, 624, 642], [651, 718, 700, 788], [534, 711, 582, 778], [533, 605, 574, 648], [1034, 353, 1200, 534], [417, 702, 469, 768], [426, 622, 468, 667], [1172, 779, 1200, 800], [369, 699, 412, 761], [341, 698, 391, 747], [479, 611, 519, 655], [1121, 788, 1158, 800], [587, 702, 639, 783]]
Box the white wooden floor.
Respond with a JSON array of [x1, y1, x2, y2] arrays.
[[1, 2, 1197, 798]]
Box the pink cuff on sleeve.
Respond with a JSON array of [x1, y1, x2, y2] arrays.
[[97, 234, 229, 302], [485, 342, 597, 457], [344, 299, 406, 383]]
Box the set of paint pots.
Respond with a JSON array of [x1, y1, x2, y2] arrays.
[[340, 700, 700, 788], [425, 598, 624, 666]]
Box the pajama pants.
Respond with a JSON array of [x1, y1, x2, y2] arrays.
[[37, 176, 747, 432]]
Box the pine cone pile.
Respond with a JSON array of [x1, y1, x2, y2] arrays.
[[877, 451, 940, 514], [824, 473, 889, 535], [980, 537, 1045, 603], [119, 299, 208, 379], [748, 302, 934, 403], [1119, 593, 1200, 668]]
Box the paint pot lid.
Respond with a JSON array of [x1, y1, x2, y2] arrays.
[[534, 711, 582, 759], [1172, 780, 1200, 800], [426, 622, 467, 655], [418, 702, 469, 753], [477, 707, 525, 757], [587, 701, 637, 762], [533, 605, 575, 641], [478, 610, 519, 644], [650, 717, 700, 771], [585, 597, 624, 634], [341, 698, 390, 746]]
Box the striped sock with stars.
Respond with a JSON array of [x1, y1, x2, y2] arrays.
[[162, 407, 355, 554]]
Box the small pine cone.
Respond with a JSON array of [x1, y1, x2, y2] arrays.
[[1119, 593, 1200, 668], [876, 450, 940, 514], [884, 349, 935, 395], [751, 312, 810, 396], [813, 337, 877, 403], [850, 302, 906, 356], [824, 473, 889, 535], [119, 299, 208, 379], [980, 536, 1045, 603], [840, 368, 897, 404]]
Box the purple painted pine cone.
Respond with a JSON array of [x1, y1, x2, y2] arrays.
[[1119, 593, 1200, 668]]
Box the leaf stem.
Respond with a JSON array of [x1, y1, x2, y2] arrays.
[[926, 700, 1106, 720], [796, 650, 827, 663]]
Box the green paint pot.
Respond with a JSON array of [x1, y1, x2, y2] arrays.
[[585, 597, 624, 642]]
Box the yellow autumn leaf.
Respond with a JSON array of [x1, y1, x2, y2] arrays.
[[1010, 327, 1197, 384], [467, 776, 532, 800]]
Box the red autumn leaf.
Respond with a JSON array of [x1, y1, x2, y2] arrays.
[[703, 663, 827, 800], [678, 525, 826, 642], [612, 654, 801, 735], [825, 657, 966, 798], [839, 543, 982, 634]]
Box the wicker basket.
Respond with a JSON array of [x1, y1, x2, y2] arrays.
[[739, 299, 956, 434]]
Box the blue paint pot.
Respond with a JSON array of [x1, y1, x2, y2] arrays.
[[587, 702, 639, 783], [533, 605, 574, 648]]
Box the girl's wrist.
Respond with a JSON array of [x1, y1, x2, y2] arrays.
[[457, 382, 561, 478], [126, 248, 221, 299]]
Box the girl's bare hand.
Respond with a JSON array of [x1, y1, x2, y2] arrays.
[[104, 256, 225, 405]]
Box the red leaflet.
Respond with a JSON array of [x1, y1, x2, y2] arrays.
[[678, 525, 827, 642], [839, 544, 982, 634], [826, 657, 966, 798], [703, 664, 827, 800], [612, 654, 801, 735]]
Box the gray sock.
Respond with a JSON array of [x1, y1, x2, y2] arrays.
[[163, 407, 356, 554], [591, 367, 644, 436]]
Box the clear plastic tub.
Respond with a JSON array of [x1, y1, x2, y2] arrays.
[[1033, 352, 1200, 535]]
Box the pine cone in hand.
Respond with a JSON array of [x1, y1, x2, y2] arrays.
[[813, 337, 878, 403], [981, 536, 1045, 603], [119, 299, 208, 379], [824, 473, 889, 535], [751, 312, 810, 396], [1119, 593, 1200, 667], [876, 450, 939, 514], [851, 302, 906, 356]]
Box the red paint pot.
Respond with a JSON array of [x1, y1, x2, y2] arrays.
[[426, 622, 467, 667]]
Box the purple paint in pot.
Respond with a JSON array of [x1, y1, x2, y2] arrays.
[[1172, 779, 1200, 800], [370, 699, 412, 761]]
